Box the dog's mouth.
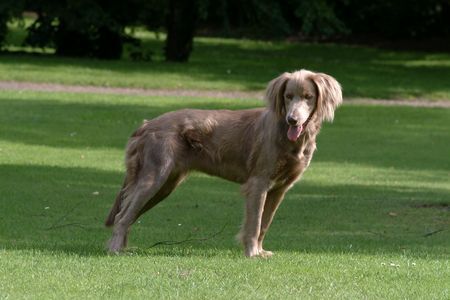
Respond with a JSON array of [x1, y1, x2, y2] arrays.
[[287, 124, 303, 142]]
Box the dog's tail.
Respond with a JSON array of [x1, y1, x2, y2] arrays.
[[105, 130, 145, 227], [104, 183, 126, 227]]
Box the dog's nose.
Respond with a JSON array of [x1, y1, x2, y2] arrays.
[[287, 116, 298, 125]]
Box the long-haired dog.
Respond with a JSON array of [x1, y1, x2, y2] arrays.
[[105, 69, 343, 257]]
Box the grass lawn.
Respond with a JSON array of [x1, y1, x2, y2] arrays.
[[2, 22, 450, 100], [0, 90, 449, 299]]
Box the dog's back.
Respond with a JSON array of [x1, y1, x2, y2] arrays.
[[105, 108, 265, 227]]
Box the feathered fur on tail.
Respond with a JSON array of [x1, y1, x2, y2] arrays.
[[104, 128, 145, 227], [104, 184, 126, 227]]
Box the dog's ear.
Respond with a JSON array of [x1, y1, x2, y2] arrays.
[[312, 73, 343, 122], [265, 72, 290, 118]]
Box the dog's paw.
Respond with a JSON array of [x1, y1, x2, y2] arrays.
[[107, 243, 123, 254], [108, 249, 122, 256], [259, 249, 274, 258], [245, 247, 274, 258], [244, 246, 260, 258], [108, 236, 126, 254]]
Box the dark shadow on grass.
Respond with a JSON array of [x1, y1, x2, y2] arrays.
[[0, 164, 448, 259], [0, 95, 449, 172], [2, 39, 450, 98], [315, 105, 450, 172], [0, 96, 257, 150]]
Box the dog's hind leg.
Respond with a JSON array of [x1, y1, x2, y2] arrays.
[[108, 153, 175, 253], [136, 172, 188, 219]]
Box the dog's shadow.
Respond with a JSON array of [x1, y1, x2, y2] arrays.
[[2, 164, 448, 259]]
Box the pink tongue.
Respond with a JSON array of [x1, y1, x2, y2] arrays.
[[287, 125, 303, 141]]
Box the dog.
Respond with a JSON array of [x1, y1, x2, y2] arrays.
[[105, 69, 342, 257]]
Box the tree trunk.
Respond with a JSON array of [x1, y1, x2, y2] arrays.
[[165, 0, 198, 62]]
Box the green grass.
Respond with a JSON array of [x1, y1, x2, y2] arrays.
[[2, 23, 450, 100], [1, 90, 449, 299]]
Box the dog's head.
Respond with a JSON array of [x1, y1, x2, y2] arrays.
[[265, 69, 342, 141]]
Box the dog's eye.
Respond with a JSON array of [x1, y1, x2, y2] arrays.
[[304, 94, 313, 100], [285, 94, 293, 100]]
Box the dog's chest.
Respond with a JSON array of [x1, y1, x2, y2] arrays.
[[272, 153, 302, 183], [271, 143, 315, 185]]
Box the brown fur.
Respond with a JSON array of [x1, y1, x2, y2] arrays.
[[105, 69, 342, 257]]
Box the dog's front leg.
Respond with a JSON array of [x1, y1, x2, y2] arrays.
[[239, 177, 270, 257]]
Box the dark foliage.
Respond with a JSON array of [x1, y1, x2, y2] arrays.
[[21, 0, 142, 59], [195, 0, 290, 37], [1, 0, 449, 60], [197, 0, 450, 41], [332, 0, 450, 40], [0, 0, 25, 47], [0, 14, 8, 47]]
